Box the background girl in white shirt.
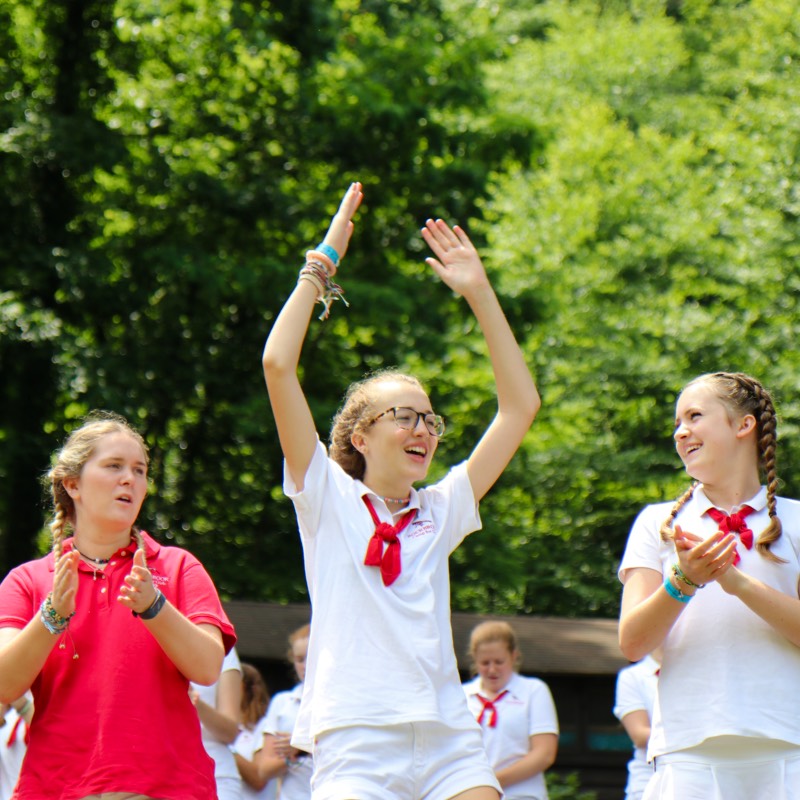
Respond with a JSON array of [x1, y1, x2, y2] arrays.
[[463, 621, 558, 800]]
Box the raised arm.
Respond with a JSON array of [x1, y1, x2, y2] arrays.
[[262, 182, 363, 490], [421, 219, 540, 502]]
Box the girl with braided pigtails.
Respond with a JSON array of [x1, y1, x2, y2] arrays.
[[618, 372, 800, 800], [0, 411, 236, 800]]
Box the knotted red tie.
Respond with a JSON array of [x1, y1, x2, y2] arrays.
[[362, 496, 417, 586], [707, 505, 756, 565], [476, 690, 509, 728]]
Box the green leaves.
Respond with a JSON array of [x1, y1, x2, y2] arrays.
[[3, 0, 799, 619]]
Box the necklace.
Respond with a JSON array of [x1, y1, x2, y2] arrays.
[[75, 548, 111, 565], [383, 495, 411, 506]]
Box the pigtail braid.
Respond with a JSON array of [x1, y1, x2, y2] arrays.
[[750, 380, 784, 562], [660, 482, 698, 542], [50, 503, 69, 565], [132, 527, 147, 568]]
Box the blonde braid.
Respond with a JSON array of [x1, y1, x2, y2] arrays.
[[50, 503, 69, 565], [132, 527, 147, 568], [751, 380, 784, 562], [660, 483, 698, 542]]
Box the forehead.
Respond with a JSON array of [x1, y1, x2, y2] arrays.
[[369, 380, 432, 411], [89, 432, 148, 464], [474, 640, 513, 659], [291, 637, 309, 655], [675, 382, 720, 414]]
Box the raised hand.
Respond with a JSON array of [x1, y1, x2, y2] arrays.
[[318, 182, 364, 274], [52, 550, 79, 619], [421, 218, 491, 298], [118, 548, 159, 614]]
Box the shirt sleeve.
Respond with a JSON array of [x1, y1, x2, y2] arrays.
[[618, 504, 669, 584], [168, 550, 237, 654], [0, 564, 41, 629], [262, 693, 286, 735], [613, 665, 647, 720], [422, 461, 482, 554], [526, 679, 560, 736], [283, 439, 335, 540]]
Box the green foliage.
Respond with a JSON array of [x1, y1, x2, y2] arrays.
[[2, 0, 799, 622], [546, 770, 598, 800]]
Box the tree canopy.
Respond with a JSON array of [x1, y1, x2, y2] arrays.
[[2, 0, 799, 618]]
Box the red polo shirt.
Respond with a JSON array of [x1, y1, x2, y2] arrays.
[[0, 531, 236, 800]]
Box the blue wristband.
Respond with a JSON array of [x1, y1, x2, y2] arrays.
[[315, 242, 340, 268], [132, 589, 166, 620], [663, 576, 691, 603]]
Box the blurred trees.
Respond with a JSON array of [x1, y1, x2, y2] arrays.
[[2, 0, 798, 617]]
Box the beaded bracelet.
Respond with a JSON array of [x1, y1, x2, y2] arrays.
[[298, 260, 349, 320], [671, 563, 705, 590], [663, 575, 692, 603], [40, 594, 75, 634]]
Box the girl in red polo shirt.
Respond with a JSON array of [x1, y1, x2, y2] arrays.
[[0, 411, 236, 800]]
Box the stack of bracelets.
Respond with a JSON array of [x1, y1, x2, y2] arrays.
[[40, 593, 75, 635], [298, 242, 348, 320]]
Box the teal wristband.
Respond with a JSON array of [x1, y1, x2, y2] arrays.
[[663, 576, 691, 603], [315, 242, 340, 268]]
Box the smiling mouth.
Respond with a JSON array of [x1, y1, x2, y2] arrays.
[[405, 446, 427, 458]]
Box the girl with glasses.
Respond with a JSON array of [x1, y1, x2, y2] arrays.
[[262, 182, 540, 800]]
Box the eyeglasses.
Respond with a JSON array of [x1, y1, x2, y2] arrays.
[[369, 407, 446, 438]]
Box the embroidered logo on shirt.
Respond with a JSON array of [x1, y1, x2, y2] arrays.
[[406, 520, 435, 540]]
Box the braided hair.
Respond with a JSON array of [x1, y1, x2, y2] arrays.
[[660, 372, 783, 563], [44, 411, 149, 566]]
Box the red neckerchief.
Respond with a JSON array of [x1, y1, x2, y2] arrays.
[[476, 689, 509, 728], [707, 505, 755, 565], [6, 714, 29, 747], [362, 496, 417, 586]]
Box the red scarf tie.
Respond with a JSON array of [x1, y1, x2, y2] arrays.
[[6, 714, 29, 748], [362, 496, 417, 587], [476, 690, 509, 728], [707, 505, 756, 565]]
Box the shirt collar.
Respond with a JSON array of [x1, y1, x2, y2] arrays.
[[52, 530, 160, 572], [357, 483, 421, 514], [693, 484, 767, 516], [466, 672, 520, 699]]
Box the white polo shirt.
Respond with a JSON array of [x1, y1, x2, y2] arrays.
[[619, 486, 800, 759], [285, 440, 482, 750], [463, 672, 559, 800], [231, 720, 278, 800], [613, 655, 659, 796], [262, 683, 311, 800], [192, 647, 243, 783]]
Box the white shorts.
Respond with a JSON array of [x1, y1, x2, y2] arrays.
[[310, 721, 501, 800], [646, 738, 800, 800]]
